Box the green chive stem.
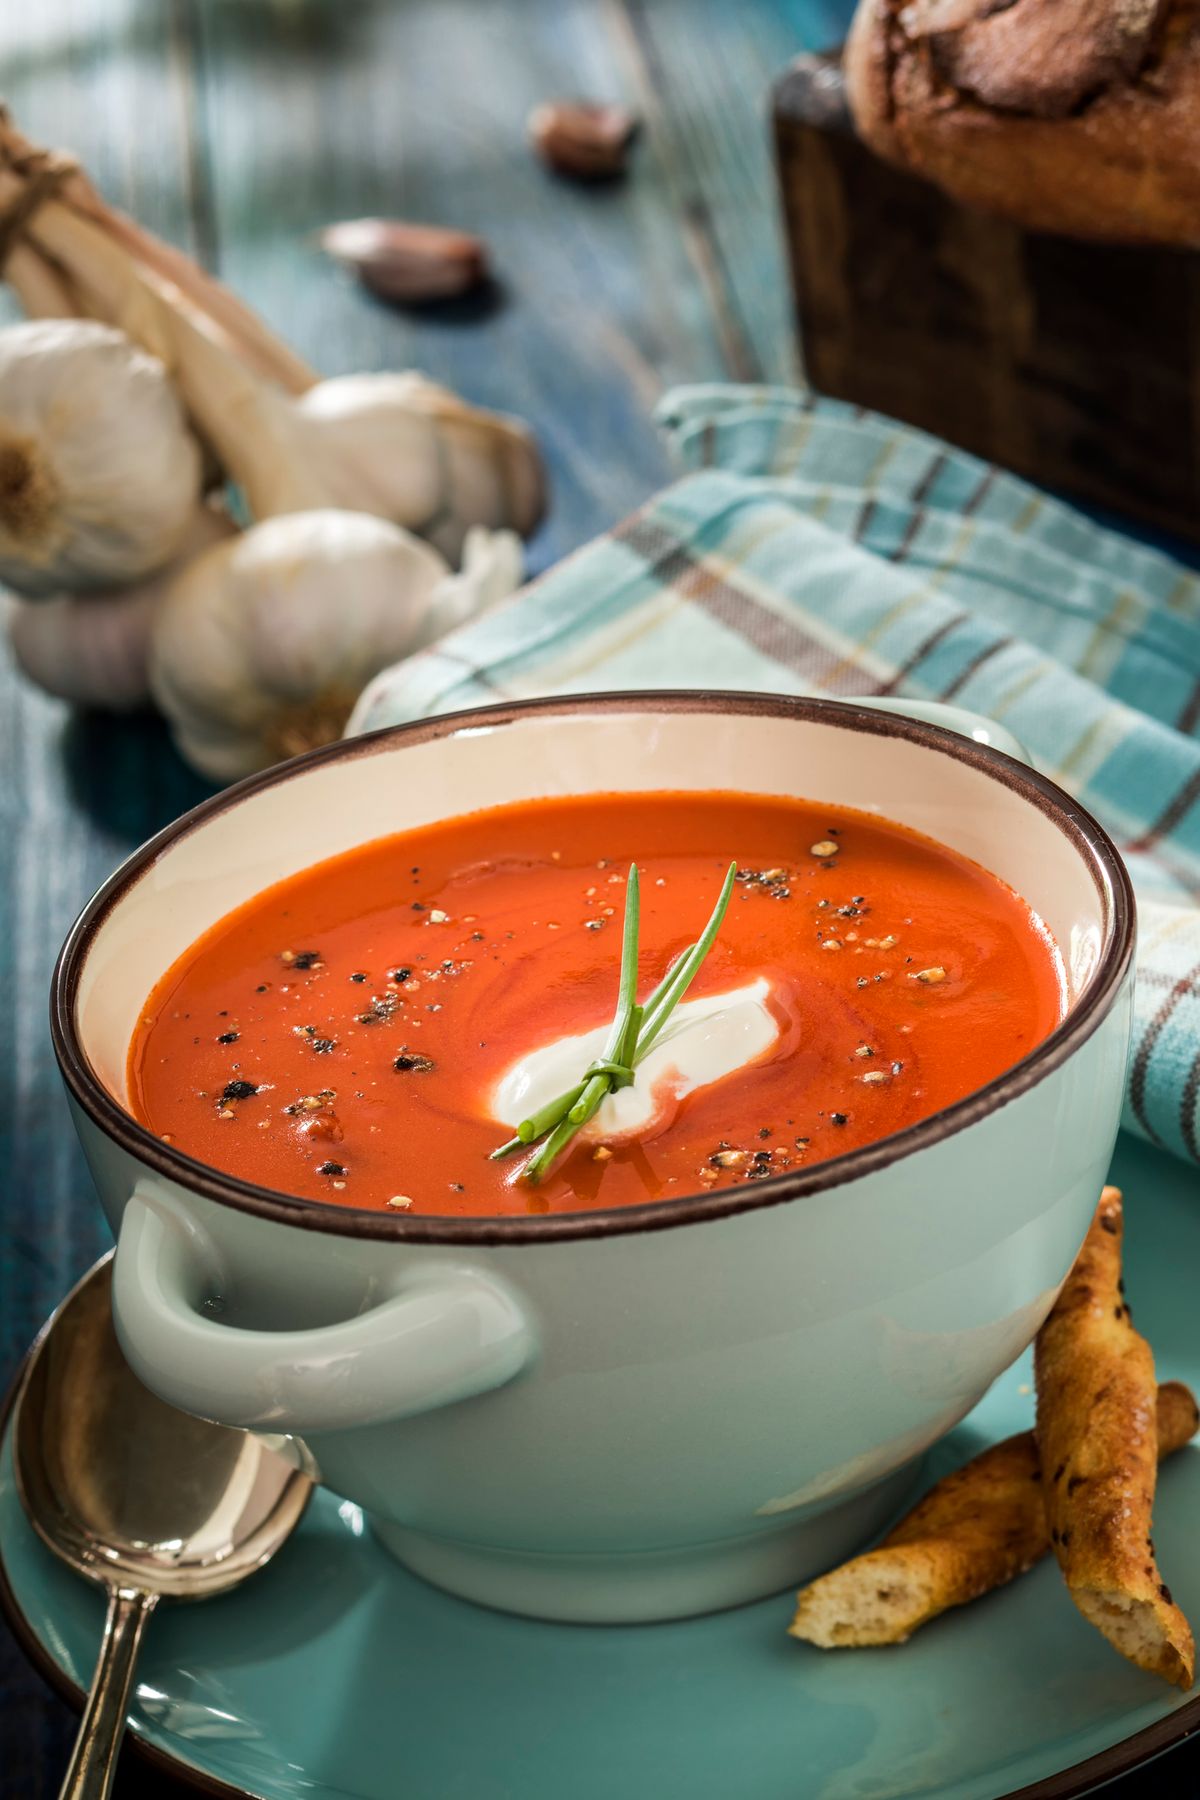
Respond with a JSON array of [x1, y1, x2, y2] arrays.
[[567, 1076, 605, 1127], [614, 1001, 643, 1087], [567, 1077, 610, 1135], [519, 1083, 587, 1143], [524, 1109, 586, 1184], [491, 859, 736, 1185], [636, 861, 736, 1057], [602, 862, 642, 1070]]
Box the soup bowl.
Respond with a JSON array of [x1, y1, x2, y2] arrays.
[[52, 693, 1135, 1624]]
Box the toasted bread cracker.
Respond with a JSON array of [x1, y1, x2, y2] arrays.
[[1035, 1186, 1195, 1689], [789, 1381, 1196, 1648]]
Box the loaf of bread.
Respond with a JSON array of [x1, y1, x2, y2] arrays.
[[845, 0, 1200, 245]]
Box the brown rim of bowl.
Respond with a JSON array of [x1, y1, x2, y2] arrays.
[[50, 690, 1136, 1247], [1, 1259, 1196, 1800]]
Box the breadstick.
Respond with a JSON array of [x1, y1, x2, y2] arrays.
[[1036, 1186, 1194, 1689], [789, 1381, 1197, 1649]]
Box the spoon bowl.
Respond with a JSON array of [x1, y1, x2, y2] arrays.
[[13, 1252, 311, 1798]]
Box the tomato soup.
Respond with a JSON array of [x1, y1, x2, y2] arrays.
[[127, 792, 1065, 1217]]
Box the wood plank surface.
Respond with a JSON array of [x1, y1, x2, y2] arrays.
[[0, 2, 852, 1791], [616, 0, 848, 385]]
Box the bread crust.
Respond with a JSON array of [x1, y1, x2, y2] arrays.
[[844, 0, 1200, 245], [789, 1380, 1196, 1648], [1035, 1186, 1195, 1688]]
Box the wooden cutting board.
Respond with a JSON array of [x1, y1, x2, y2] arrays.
[[773, 51, 1200, 544]]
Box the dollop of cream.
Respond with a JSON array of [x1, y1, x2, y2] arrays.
[[491, 977, 779, 1144]]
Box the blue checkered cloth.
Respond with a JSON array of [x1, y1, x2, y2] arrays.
[[351, 387, 1200, 1167]]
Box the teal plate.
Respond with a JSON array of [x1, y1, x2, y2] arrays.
[[4, 1133, 1200, 1800]]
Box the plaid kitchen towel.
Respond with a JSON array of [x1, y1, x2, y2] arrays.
[[350, 386, 1200, 1168]]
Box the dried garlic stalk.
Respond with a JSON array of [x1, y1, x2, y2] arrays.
[[0, 110, 317, 394], [0, 125, 546, 565], [148, 512, 522, 780]]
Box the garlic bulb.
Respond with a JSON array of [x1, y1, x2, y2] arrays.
[[294, 374, 544, 566], [148, 510, 522, 782], [4, 196, 545, 567], [0, 319, 204, 598], [7, 500, 236, 709]]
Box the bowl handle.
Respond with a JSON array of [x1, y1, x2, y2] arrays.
[[112, 1182, 535, 1432], [852, 697, 1031, 766]]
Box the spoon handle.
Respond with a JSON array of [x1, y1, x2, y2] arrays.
[[60, 1586, 157, 1800]]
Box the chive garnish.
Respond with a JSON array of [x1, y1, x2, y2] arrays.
[[491, 860, 737, 1183]]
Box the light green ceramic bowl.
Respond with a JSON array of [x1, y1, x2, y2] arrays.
[[51, 693, 1135, 1623]]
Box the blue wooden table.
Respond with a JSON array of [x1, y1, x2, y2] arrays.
[[0, 2, 1180, 1795]]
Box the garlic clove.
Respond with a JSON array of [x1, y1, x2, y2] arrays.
[[527, 102, 639, 180], [149, 509, 459, 782], [6, 500, 237, 709], [319, 219, 489, 304], [0, 319, 205, 598]]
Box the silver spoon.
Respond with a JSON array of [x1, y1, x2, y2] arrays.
[[13, 1251, 312, 1800]]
